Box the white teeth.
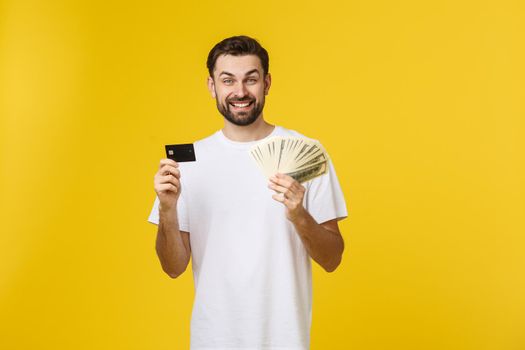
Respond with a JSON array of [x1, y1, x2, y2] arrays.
[[232, 102, 250, 107]]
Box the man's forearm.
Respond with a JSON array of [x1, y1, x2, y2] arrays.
[[156, 206, 190, 278], [268, 174, 344, 272], [291, 209, 344, 272]]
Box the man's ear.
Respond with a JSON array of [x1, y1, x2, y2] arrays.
[[264, 73, 272, 95], [207, 76, 216, 98]]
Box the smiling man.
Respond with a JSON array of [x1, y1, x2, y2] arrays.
[[148, 35, 348, 350], [212, 56, 267, 126]]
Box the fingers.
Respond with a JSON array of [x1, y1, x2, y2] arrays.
[[159, 158, 179, 170], [155, 159, 181, 195], [156, 182, 179, 194], [270, 173, 294, 188], [155, 172, 180, 187], [270, 173, 304, 190], [157, 164, 180, 178], [155, 177, 180, 196], [271, 193, 301, 212], [269, 173, 306, 217], [272, 192, 286, 203], [267, 182, 288, 194], [268, 173, 305, 199], [159, 174, 180, 187]]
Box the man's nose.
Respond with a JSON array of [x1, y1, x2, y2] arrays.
[[233, 82, 248, 98]]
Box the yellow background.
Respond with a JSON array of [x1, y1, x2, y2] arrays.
[[1, 0, 524, 349]]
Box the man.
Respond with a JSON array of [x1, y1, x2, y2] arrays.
[[148, 35, 348, 350]]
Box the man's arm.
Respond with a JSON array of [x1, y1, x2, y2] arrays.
[[156, 206, 191, 278], [291, 215, 344, 272], [269, 173, 345, 272], [154, 159, 191, 279]]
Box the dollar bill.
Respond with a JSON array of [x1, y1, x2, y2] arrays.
[[249, 136, 329, 182], [286, 160, 328, 183]]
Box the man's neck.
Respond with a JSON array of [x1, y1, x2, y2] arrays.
[[222, 116, 275, 142]]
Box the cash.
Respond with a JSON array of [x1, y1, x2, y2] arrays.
[[249, 136, 329, 183]]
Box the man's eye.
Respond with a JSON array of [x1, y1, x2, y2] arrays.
[[247, 79, 257, 83], [223, 79, 233, 84]]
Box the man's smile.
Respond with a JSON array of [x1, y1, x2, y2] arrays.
[[229, 100, 254, 110]]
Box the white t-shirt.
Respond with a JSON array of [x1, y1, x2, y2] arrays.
[[148, 125, 348, 350]]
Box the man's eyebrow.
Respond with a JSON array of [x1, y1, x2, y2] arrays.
[[218, 71, 234, 77], [244, 69, 260, 76], [218, 69, 261, 77]]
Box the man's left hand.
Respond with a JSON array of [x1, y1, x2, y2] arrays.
[[269, 173, 306, 222]]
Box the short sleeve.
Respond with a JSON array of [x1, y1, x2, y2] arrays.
[[304, 158, 348, 224], [147, 191, 190, 232]]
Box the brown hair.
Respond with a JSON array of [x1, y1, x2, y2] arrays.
[[206, 35, 269, 78]]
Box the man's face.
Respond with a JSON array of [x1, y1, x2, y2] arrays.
[[208, 54, 271, 126]]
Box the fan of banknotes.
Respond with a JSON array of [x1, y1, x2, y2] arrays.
[[249, 136, 329, 183]]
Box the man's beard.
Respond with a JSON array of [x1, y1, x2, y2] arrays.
[[216, 94, 265, 126]]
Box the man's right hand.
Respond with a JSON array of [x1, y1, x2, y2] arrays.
[[154, 159, 181, 211]]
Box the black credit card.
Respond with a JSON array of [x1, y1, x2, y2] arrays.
[[165, 144, 196, 162]]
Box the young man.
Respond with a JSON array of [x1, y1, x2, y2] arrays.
[[148, 35, 348, 350]]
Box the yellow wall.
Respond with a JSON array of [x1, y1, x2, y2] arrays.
[[1, 1, 524, 349]]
